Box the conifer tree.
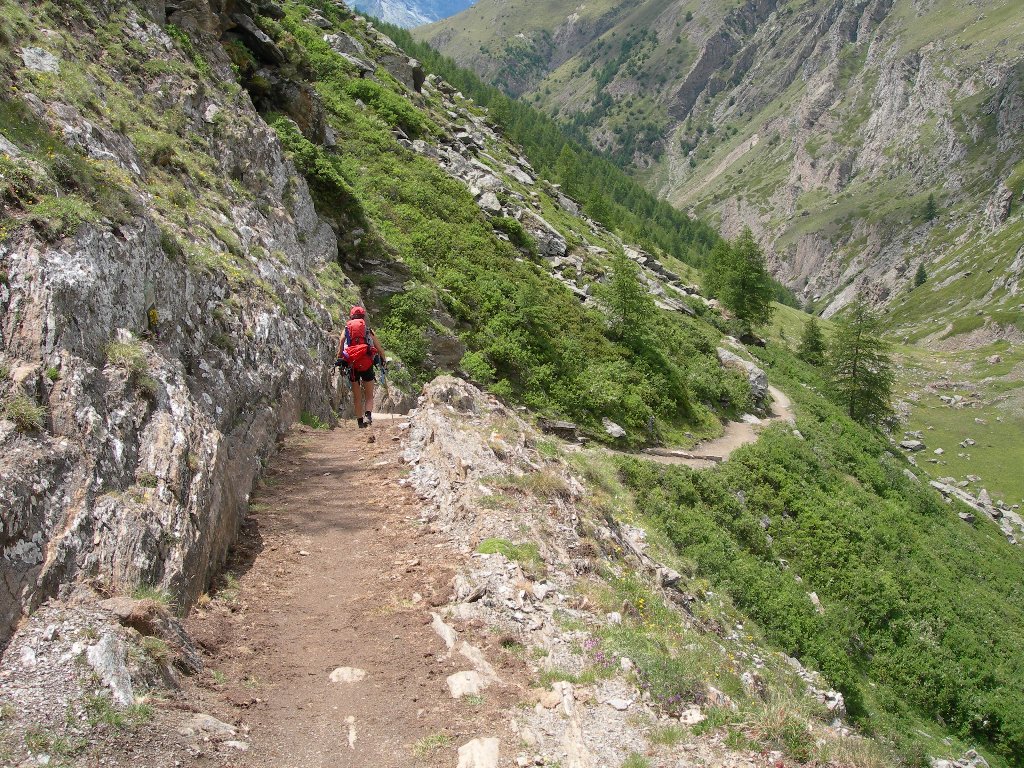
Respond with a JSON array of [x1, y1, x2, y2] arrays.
[[602, 249, 655, 345], [797, 316, 827, 367], [924, 193, 938, 222], [828, 298, 895, 426], [914, 263, 927, 288], [704, 227, 775, 336]]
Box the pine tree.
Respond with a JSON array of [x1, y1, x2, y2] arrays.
[[828, 299, 895, 426], [914, 263, 927, 288], [797, 317, 827, 367], [555, 144, 581, 198], [601, 249, 655, 344], [704, 228, 775, 337], [924, 193, 938, 222]]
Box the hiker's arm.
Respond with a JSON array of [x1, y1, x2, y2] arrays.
[[372, 331, 386, 362]]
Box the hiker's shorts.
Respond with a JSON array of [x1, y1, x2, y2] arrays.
[[349, 367, 376, 383]]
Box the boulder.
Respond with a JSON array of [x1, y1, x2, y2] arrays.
[[457, 738, 500, 768], [986, 183, 1013, 229], [716, 348, 768, 404], [323, 31, 366, 57], [602, 418, 626, 439], [230, 14, 285, 65], [537, 419, 580, 440], [379, 53, 425, 93], [900, 440, 926, 451], [86, 634, 134, 706]]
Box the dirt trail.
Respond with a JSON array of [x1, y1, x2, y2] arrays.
[[612, 385, 794, 468], [183, 415, 518, 768]]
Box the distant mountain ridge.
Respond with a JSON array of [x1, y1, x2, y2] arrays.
[[419, 0, 1024, 336], [351, 0, 473, 27]]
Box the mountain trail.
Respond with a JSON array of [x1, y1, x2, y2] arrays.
[[608, 385, 793, 468], [179, 414, 521, 768]]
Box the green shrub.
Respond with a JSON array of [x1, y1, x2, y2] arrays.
[[460, 350, 496, 384], [618, 342, 1024, 761], [299, 411, 329, 430], [491, 216, 537, 254]]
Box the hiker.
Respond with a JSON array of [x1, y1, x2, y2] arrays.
[[336, 306, 386, 428]]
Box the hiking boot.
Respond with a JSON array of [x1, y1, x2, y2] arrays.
[[357, 417, 367, 429], [364, 411, 373, 425]]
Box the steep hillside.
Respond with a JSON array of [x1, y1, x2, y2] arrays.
[[0, 0, 747, 650], [351, 0, 473, 28], [420, 0, 1024, 325]]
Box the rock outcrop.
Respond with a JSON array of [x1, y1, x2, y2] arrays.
[[0, 4, 353, 647]]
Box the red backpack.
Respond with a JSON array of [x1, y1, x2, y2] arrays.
[[343, 318, 376, 372]]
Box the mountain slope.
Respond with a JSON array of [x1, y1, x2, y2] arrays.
[[419, 0, 1024, 328]]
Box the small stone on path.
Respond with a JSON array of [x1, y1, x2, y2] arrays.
[[447, 670, 486, 698], [178, 714, 236, 738], [329, 667, 367, 683], [457, 737, 500, 768]]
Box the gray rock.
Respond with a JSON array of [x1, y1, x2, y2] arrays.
[[230, 14, 285, 65], [505, 165, 534, 185], [900, 440, 926, 451], [177, 713, 236, 739], [86, 634, 134, 706], [447, 670, 486, 698], [986, 183, 1013, 229], [21, 47, 59, 73], [602, 418, 626, 439], [328, 667, 367, 683], [478, 191, 501, 213], [716, 348, 768, 404], [379, 53, 425, 93], [457, 738, 500, 768], [324, 31, 366, 57], [0, 134, 21, 157], [655, 567, 682, 588], [958, 512, 976, 524]]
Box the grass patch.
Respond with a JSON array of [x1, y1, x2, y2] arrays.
[[411, 732, 452, 758], [105, 338, 149, 376], [83, 695, 152, 729], [131, 584, 172, 608], [300, 411, 329, 430], [490, 471, 570, 499], [476, 538, 545, 578], [2, 390, 46, 432]]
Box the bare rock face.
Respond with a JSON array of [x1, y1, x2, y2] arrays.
[[0, 8, 347, 647], [986, 183, 1013, 229]]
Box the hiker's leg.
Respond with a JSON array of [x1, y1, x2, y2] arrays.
[[364, 380, 375, 414], [352, 377, 364, 418]]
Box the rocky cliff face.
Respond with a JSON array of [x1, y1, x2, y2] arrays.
[[422, 0, 1024, 331], [0, 0, 354, 646]]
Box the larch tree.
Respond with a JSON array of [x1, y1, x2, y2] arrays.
[[798, 316, 827, 367], [704, 227, 775, 337], [828, 298, 895, 426]]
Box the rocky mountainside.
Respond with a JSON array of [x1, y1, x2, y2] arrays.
[[419, 0, 1024, 332], [351, 0, 473, 27], [0, 0, 740, 651]]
